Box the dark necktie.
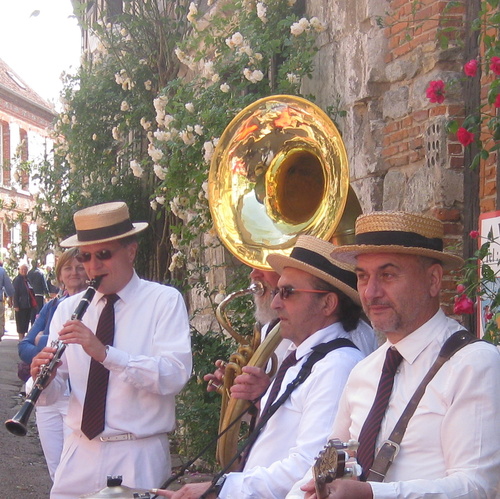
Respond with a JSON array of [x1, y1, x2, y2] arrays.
[[260, 350, 297, 417], [356, 346, 403, 480], [81, 294, 119, 440]]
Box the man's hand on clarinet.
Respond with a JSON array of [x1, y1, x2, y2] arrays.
[[31, 346, 59, 383], [57, 319, 108, 362]]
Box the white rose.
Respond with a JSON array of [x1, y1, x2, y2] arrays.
[[154, 163, 167, 180], [257, 2, 267, 23], [130, 160, 144, 178], [310, 17, 327, 33]]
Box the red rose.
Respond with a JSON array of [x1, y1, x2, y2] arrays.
[[490, 56, 500, 75], [495, 94, 500, 108], [456, 284, 466, 293], [426, 80, 446, 104], [454, 294, 475, 315], [486, 312, 494, 321], [464, 59, 478, 77], [457, 127, 475, 146], [469, 230, 480, 239]]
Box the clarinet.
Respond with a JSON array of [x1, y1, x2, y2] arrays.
[[5, 275, 104, 437]]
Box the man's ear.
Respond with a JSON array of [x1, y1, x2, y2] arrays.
[[323, 291, 339, 316], [428, 262, 443, 298], [126, 241, 138, 263]]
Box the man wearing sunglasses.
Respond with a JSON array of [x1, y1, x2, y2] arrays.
[[154, 235, 377, 499], [30, 202, 192, 499]]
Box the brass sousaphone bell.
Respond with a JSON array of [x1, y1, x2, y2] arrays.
[[208, 95, 361, 468]]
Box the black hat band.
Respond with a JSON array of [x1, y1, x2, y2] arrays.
[[76, 219, 135, 242], [291, 247, 357, 291], [355, 230, 443, 251]]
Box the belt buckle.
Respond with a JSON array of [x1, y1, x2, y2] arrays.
[[380, 439, 400, 460], [99, 433, 134, 442]]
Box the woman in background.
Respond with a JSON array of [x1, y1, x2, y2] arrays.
[[12, 263, 34, 340], [18, 248, 87, 480]]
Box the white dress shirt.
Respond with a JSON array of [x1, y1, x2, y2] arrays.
[[287, 309, 500, 499], [42, 271, 192, 436], [219, 321, 370, 499]]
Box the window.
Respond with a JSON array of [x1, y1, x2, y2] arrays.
[[6, 71, 27, 90], [18, 129, 29, 191], [1, 121, 11, 187], [106, 0, 123, 22]]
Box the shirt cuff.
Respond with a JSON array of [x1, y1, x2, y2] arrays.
[[101, 345, 129, 370]]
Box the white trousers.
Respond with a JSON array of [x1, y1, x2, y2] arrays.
[[35, 398, 70, 480], [50, 431, 171, 498]]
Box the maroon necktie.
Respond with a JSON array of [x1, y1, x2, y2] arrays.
[[81, 294, 119, 440], [260, 350, 297, 417], [356, 346, 403, 480]]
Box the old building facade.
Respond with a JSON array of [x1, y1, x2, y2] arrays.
[[0, 57, 56, 268]]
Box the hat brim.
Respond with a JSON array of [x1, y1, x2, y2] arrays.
[[267, 253, 361, 305], [60, 223, 148, 248], [330, 244, 464, 270]]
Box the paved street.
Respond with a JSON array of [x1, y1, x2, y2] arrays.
[[0, 319, 52, 497]]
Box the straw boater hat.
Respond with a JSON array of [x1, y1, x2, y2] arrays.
[[266, 235, 360, 305], [330, 211, 464, 270], [60, 201, 148, 248]]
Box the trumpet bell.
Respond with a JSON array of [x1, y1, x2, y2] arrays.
[[209, 95, 351, 270]]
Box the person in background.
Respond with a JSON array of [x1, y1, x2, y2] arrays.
[[28, 260, 49, 324], [288, 211, 500, 499], [13, 263, 34, 340], [0, 260, 14, 341], [19, 248, 88, 480], [30, 201, 192, 499], [45, 265, 60, 298]]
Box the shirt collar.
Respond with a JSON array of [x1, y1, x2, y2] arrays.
[[294, 322, 350, 361], [94, 270, 139, 305], [387, 309, 447, 364]]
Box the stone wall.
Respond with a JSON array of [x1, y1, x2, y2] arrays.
[[305, 0, 466, 311]]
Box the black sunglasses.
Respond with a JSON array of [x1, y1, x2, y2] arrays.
[[75, 249, 114, 263], [271, 285, 330, 300]]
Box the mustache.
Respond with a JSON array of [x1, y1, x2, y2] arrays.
[[365, 299, 393, 308], [251, 279, 274, 294]]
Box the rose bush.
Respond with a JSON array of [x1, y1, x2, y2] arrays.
[[454, 230, 500, 345], [425, 0, 500, 170]]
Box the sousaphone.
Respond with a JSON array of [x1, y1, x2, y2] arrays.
[[208, 95, 361, 469]]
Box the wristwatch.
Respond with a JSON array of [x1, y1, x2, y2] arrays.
[[213, 474, 227, 495], [101, 345, 110, 363]]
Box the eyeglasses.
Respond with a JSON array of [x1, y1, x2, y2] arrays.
[[75, 249, 114, 263], [271, 285, 331, 300]]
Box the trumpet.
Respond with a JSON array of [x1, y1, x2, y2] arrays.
[[5, 275, 104, 437]]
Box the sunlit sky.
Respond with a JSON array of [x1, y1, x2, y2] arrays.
[[0, 0, 81, 107]]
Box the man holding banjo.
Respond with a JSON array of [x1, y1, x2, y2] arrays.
[[288, 212, 500, 499]]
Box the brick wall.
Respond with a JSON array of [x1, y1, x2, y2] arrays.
[[305, 0, 468, 314]]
